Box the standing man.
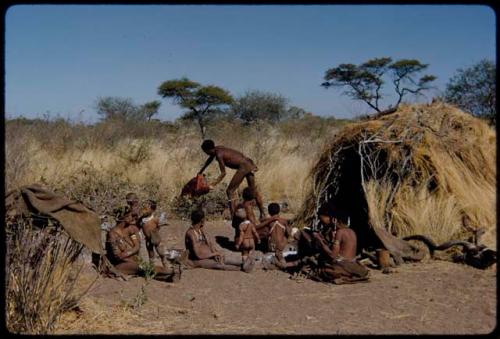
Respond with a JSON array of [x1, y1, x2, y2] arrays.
[[198, 140, 266, 220]]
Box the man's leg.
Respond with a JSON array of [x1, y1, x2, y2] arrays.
[[227, 169, 248, 215], [246, 173, 265, 219], [191, 259, 241, 271]]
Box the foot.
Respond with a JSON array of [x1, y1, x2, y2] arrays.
[[169, 264, 182, 283], [242, 253, 256, 273]]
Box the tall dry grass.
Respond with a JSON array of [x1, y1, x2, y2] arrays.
[[6, 220, 90, 334], [5, 115, 347, 216]]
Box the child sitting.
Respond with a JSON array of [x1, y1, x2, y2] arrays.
[[139, 199, 169, 268], [262, 203, 300, 270]]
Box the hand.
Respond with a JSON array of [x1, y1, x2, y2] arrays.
[[235, 244, 240, 250], [208, 183, 215, 190], [312, 232, 323, 241]]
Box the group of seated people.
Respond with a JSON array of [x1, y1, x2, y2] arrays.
[[104, 188, 370, 285]]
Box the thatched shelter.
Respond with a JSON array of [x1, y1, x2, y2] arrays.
[[295, 102, 496, 259]]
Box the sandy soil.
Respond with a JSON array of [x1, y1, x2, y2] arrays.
[[54, 219, 497, 335]]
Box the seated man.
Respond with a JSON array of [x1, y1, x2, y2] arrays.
[[185, 209, 254, 272], [309, 207, 369, 284], [234, 208, 260, 268], [262, 203, 300, 270], [106, 211, 181, 282]]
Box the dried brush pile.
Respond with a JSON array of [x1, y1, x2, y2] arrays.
[[295, 103, 496, 249], [6, 219, 90, 334]]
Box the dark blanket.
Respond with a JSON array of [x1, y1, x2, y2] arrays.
[[5, 184, 103, 254]]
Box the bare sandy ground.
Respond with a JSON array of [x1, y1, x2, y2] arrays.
[[54, 219, 497, 335]]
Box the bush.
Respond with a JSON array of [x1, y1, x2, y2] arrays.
[[6, 219, 87, 334]]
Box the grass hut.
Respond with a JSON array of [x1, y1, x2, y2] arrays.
[[295, 102, 496, 259]]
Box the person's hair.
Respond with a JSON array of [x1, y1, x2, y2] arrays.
[[318, 204, 334, 218], [191, 209, 205, 225], [201, 139, 215, 152], [268, 203, 280, 216], [332, 209, 349, 225], [145, 199, 157, 210], [242, 187, 255, 201], [126, 192, 138, 202]]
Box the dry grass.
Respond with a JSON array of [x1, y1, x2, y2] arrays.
[[6, 220, 91, 334], [6, 116, 346, 216]]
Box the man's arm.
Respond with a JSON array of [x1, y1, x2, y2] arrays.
[[198, 155, 215, 175], [256, 215, 279, 230], [210, 154, 226, 187], [331, 231, 342, 258], [313, 232, 334, 259]]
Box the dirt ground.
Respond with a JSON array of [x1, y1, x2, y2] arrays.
[[54, 218, 497, 335]]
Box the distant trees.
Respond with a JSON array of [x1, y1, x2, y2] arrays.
[[231, 90, 306, 124], [444, 59, 496, 125], [96, 97, 161, 121], [158, 78, 233, 137], [321, 57, 437, 114]]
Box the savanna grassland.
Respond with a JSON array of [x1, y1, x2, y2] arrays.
[[5, 114, 348, 216]]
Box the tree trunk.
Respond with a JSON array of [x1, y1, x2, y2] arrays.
[[197, 118, 206, 138]]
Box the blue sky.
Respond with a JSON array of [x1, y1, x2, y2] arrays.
[[5, 5, 496, 122]]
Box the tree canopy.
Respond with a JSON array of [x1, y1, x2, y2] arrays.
[[158, 78, 233, 137], [231, 90, 307, 124], [444, 59, 496, 125], [322, 57, 437, 113], [96, 97, 161, 121]]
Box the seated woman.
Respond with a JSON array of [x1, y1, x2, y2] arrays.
[[106, 211, 181, 282], [297, 205, 369, 284]]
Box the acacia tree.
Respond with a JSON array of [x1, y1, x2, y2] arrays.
[[321, 57, 437, 114], [444, 59, 496, 125], [140, 100, 162, 121], [158, 78, 233, 137], [96, 97, 161, 121]]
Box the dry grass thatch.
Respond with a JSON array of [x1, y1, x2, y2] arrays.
[[295, 102, 496, 249]]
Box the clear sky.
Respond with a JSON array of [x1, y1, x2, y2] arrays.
[[5, 4, 496, 122]]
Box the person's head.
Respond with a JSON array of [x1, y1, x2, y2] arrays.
[[318, 204, 334, 226], [331, 209, 349, 227], [234, 208, 247, 220], [142, 199, 157, 217], [123, 211, 138, 226], [201, 139, 216, 155], [242, 187, 255, 202], [268, 203, 280, 216], [126, 192, 139, 207], [191, 209, 205, 227]]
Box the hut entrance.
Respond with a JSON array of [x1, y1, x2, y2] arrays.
[[327, 147, 383, 253]]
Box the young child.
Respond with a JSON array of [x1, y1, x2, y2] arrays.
[[262, 203, 300, 270], [234, 208, 260, 268], [139, 199, 169, 268]]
